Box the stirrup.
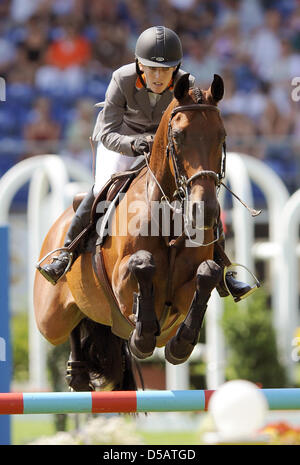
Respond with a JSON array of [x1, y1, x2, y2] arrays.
[[36, 247, 74, 285], [223, 262, 260, 303]]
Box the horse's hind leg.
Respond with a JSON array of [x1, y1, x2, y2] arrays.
[[65, 322, 92, 391], [165, 260, 222, 365], [128, 250, 160, 359]]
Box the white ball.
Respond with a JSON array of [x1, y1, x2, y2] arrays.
[[208, 380, 268, 439]]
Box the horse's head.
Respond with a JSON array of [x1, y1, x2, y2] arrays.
[[166, 73, 226, 236]]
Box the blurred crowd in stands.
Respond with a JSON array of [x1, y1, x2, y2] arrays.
[[0, 0, 299, 198]]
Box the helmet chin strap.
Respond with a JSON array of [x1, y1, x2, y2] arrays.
[[135, 59, 147, 88]]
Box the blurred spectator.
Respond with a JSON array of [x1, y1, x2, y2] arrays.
[[269, 38, 300, 85], [219, 70, 248, 115], [35, 19, 91, 95], [182, 36, 221, 87], [17, 15, 49, 68], [223, 112, 260, 158], [248, 9, 282, 81], [48, 0, 85, 18], [121, 0, 150, 34], [167, 0, 195, 10], [10, 0, 45, 23], [238, 0, 264, 34], [92, 22, 133, 73], [0, 0, 10, 17], [210, 16, 243, 68], [8, 44, 36, 86], [45, 20, 91, 69], [256, 81, 293, 137], [217, 69, 259, 157], [23, 96, 61, 156], [0, 31, 17, 76], [62, 98, 95, 170], [88, 0, 121, 23]]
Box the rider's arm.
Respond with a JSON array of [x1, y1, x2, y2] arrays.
[[92, 71, 137, 156]]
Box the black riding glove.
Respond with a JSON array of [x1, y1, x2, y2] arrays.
[[131, 137, 150, 156]]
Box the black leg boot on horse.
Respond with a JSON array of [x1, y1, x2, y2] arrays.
[[37, 188, 95, 285], [165, 260, 222, 365], [128, 251, 160, 360], [214, 218, 260, 302], [65, 323, 93, 391]]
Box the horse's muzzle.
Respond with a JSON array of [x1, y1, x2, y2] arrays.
[[187, 198, 218, 232]]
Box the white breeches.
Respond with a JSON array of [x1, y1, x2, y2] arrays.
[[93, 143, 144, 196]]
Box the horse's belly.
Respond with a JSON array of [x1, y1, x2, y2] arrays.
[[66, 253, 112, 326]]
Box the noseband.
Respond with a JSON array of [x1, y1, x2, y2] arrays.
[[166, 103, 226, 202]]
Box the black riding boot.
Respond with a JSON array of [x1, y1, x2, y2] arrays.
[[39, 189, 95, 285], [214, 219, 258, 302]]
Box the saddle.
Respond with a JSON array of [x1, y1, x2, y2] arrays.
[[72, 157, 148, 245]]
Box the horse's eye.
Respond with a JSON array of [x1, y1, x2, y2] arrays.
[[173, 129, 185, 146]]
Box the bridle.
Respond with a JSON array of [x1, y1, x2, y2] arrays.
[[143, 95, 226, 246], [164, 99, 260, 219], [166, 102, 226, 203], [144, 92, 260, 246]]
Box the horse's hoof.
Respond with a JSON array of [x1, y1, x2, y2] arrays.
[[164, 325, 197, 365], [128, 331, 155, 360], [164, 339, 193, 365], [65, 361, 93, 391], [66, 376, 94, 392]]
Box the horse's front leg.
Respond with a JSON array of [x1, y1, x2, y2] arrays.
[[127, 250, 160, 359], [65, 323, 92, 391], [165, 260, 222, 365]]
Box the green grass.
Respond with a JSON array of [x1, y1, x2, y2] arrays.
[[11, 416, 199, 445], [12, 417, 55, 445], [12, 415, 78, 445], [139, 431, 199, 445]]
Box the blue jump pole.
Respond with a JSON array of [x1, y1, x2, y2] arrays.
[[0, 225, 11, 444]]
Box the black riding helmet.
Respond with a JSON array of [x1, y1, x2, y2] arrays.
[[135, 26, 183, 91], [135, 26, 183, 68]]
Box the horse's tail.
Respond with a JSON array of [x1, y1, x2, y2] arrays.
[[79, 318, 143, 391]]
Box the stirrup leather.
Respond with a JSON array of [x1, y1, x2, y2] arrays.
[[223, 262, 260, 302], [36, 247, 74, 285]]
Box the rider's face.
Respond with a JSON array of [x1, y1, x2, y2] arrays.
[[139, 63, 176, 94]]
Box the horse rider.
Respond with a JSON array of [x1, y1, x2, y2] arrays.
[[38, 25, 258, 302]]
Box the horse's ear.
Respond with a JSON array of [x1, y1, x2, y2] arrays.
[[174, 73, 190, 101], [209, 74, 224, 103]]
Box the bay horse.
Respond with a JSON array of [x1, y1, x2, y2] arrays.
[[34, 73, 226, 391]]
